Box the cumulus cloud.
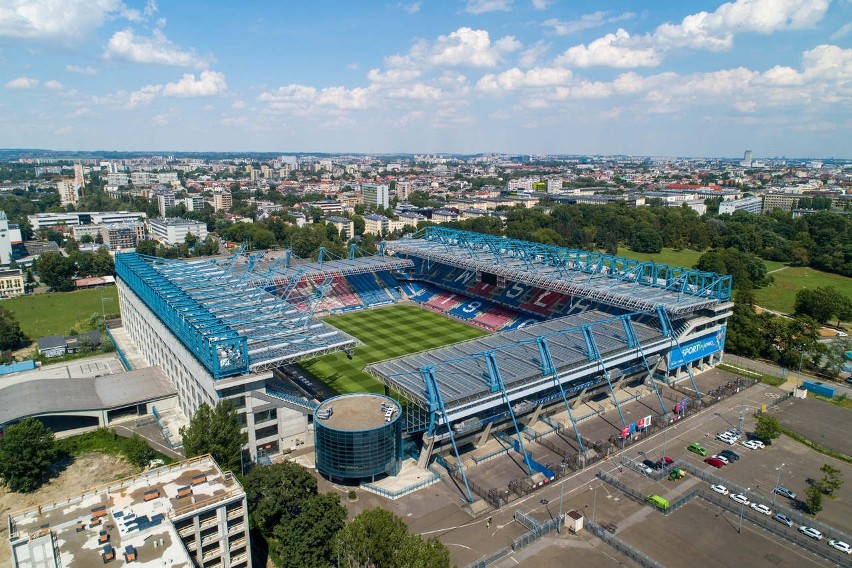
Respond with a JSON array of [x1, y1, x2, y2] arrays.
[[104, 28, 213, 68], [258, 84, 376, 112], [531, 0, 553, 10], [464, 0, 512, 14], [162, 71, 227, 97], [366, 68, 422, 84], [518, 40, 550, 68], [43, 80, 64, 90], [477, 66, 572, 93], [556, 29, 661, 68], [0, 0, 125, 42], [4, 77, 39, 89]]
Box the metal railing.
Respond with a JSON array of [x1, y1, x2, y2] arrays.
[[511, 515, 563, 551], [586, 520, 666, 568], [463, 547, 511, 568]]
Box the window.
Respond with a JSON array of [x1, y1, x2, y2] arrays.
[[253, 408, 276, 423]]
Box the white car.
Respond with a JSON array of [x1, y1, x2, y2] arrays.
[[750, 503, 772, 515], [799, 526, 823, 540], [712, 454, 730, 464], [716, 432, 735, 443], [828, 540, 851, 554], [742, 440, 764, 450], [710, 484, 729, 495], [730, 493, 750, 505]]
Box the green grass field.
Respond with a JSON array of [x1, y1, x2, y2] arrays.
[[755, 267, 852, 315], [616, 247, 704, 268], [3, 287, 119, 339], [299, 305, 486, 395]]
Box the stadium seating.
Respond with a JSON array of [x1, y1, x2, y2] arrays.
[[425, 291, 463, 312], [375, 271, 402, 300], [472, 305, 519, 330], [345, 273, 395, 307]]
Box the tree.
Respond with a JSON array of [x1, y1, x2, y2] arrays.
[[243, 461, 318, 534], [795, 286, 851, 325], [179, 400, 246, 473], [629, 227, 663, 253], [819, 464, 843, 496], [336, 508, 451, 568], [805, 482, 823, 515], [0, 418, 56, 492], [125, 434, 155, 468], [0, 306, 28, 350], [270, 493, 347, 568], [34, 252, 76, 291], [135, 239, 159, 257], [753, 415, 782, 444]]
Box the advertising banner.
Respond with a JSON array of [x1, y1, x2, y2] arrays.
[[668, 326, 726, 370]]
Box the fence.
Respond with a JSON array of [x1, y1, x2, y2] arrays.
[[585, 520, 666, 568], [678, 462, 852, 546], [463, 547, 511, 568], [596, 470, 646, 506], [511, 514, 563, 552], [360, 469, 441, 500], [150, 405, 179, 449]]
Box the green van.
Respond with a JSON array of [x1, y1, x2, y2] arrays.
[[687, 442, 707, 456], [646, 495, 670, 510]]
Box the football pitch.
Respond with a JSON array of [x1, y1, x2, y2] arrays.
[[298, 305, 487, 395]]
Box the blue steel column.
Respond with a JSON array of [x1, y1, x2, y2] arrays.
[[484, 351, 533, 475], [622, 316, 667, 415], [420, 366, 474, 503], [536, 337, 585, 455], [582, 325, 626, 427], [656, 307, 701, 399]]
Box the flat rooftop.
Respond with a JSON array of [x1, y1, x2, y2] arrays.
[[8, 455, 243, 568], [316, 393, 399, 430]]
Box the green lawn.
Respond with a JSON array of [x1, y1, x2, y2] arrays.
[[616, 247, 704, 269], [755, 267, 852, 315], [3, 287, 119, 339], [299, 305, 486, 395]]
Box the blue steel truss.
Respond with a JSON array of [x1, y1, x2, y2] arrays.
[[391, 227, 732, 312]]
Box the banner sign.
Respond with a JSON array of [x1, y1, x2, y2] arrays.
[[668, 326, 726, 370]]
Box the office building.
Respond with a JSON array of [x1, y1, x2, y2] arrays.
[[148, 218, 208, 245], [0, 268, 25, 298], [157, 193, 176, 217], [741, 150, 753, 168], [184, 194, 207, 212], [0, 211, 22, 265], [719, 196, 763, 215], [8, 455, 251, 568], [361, 184, 389, 210]]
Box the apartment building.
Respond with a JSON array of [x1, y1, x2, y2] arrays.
[[149, 218, 208, 245], [361, 184, 389, 210], [325, 216, 355, 240], [0, 268, 25, 298], [8, 455, 250, 568], [719, 196, 763, 215]]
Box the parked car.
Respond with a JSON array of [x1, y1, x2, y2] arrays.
[[719, 449, 740, 461], [660, 456, 674, 466], [704, 457, 725, 468], [774, 513, 793, 527], [639, 462, 654, 475], [742, 440, 764, 450], [730, 493, 750, 505], [710, 484, 729, 495], [799, 526, 823, 540], [828, 540, 851, 554], [716, 432, 735, 443], [750, 503, 772, 515], [643, 459, 659, 471], [773, 486, 796, 500], [688, 443, 707, 456], [711, 454, 730, 464]]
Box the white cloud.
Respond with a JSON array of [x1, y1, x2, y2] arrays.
[[258, 84, 376, 112], [66, 107, 91, 118], [231, 100, 246, 109], [831, 22, 852, 40], [162, 71, 227, 97], [464, 0, 512, 14], [556, 29, 661, 68], [653, 0, 830, 51], [531, 0, 553, 10], [400, 2, 421, 14], [0, 0, 124, 42], [152, 113, 169, 126], [347, 63, 359, 70], [125, 84, 162, 108], [43, 80, 64, 90], [144, 0, 158, 17], [65, 64, 98, 75], [518, 40, 550, 68], [4, 77, 39, 89], [387, 83, 444, 100], [477, 66, 572, 93], [366, 68, 422, 83], [429, 28, 521, 67], [104, 28, 212, 68], [801, 44, 852, 80], [544, 11, 635, 36]]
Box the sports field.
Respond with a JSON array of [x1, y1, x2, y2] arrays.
[[299, 305, 486, 395], [755, 266, 852, 316], [3, 287, 120, 340], [616, 247, 786, 273]]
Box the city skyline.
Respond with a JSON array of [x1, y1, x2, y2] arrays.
[[1, 0, 851, 157]]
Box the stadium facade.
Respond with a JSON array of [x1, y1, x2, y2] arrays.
[[114, 228, 732, 487]]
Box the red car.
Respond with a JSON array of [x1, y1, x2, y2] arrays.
[[704, 457, 725, 468], [661, 456, 674, 466]]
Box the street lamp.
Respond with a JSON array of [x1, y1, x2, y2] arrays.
[[773, 464, 785, 507], [588, 485, 597, 523], [540, 499, 553, 522], [738, 487, 751, 534], [101, 297, 113, 329]]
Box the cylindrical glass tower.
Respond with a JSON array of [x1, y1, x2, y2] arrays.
[[314, 393, 403, 482]]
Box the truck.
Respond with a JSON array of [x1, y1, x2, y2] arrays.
[[646, 495, 670, 510]]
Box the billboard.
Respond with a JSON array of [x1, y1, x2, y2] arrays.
[[668, 326, 726, 370]]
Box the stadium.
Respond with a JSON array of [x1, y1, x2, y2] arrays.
[[114, 226, 732, 502]]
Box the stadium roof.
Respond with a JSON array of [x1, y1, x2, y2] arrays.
[[367, 309, 672, 417], [385, 227, 731, 314], [116, 249, 408, 379]]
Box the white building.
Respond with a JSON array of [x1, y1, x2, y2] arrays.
[[719, 196, 763, 215], [149, 218, 208, 245], [361, 184, 389, 210], [56, 180, 81, 207], [157, 193, 176, 217], [0, 211, 22, 265], [184, 194, 206, 212]]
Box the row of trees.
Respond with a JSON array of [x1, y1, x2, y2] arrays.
[[33, 250, 114, 291]]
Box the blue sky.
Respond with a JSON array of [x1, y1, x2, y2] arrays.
[[1, 0, 850, 157]]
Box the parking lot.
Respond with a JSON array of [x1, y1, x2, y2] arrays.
[[773, 396, 852, 457]]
